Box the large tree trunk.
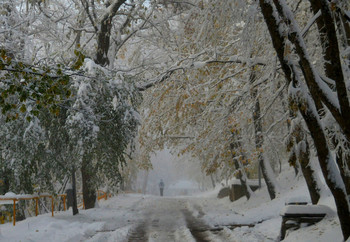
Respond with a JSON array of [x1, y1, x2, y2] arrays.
[[335, 145, 350, 195], [81, 157, 96, 209], [333, 5, 350, 70], [296, 139, 321, 204], [94, 0, 126, 66], [288, 130, 321, 204], [290, 112, 322, 204]]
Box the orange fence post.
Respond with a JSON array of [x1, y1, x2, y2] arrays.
[[13, 199, 16, 226], [0, 193, 66, 225], [35, 198, 38, 216], [51, 196, 54, 217], [63, 195, 66, 211], [97, 190, 108, 201]]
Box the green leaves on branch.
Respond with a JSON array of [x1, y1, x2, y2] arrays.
[[72, 49, 85, 70], [0, 49, 72, 122]]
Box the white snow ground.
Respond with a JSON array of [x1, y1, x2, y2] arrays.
[[0, 166, 344, 242]]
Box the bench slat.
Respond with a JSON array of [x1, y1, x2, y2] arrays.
[[283, 213, 326, 218]]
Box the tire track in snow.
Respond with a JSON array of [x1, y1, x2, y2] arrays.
[[182, 208, 212, 242], [127, 221, 149, 242], [87, 197, 244, 242]]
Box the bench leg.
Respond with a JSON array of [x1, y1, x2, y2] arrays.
[[280, 217, 287, 240]]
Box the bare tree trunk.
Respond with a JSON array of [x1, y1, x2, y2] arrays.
[[296, 138, 321, 204], [230, 129, 254, 199], [334, 7, 350, 70], [94, 0, 126, 66], [289, 110, 322, 204], [71, 168, 78, 215], [335, 145, 350, 195], [251, 72, 277, 200], [81, 156, 96, 209]]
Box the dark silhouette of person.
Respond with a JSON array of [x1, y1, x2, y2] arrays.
[[159, 179, 165, 196]]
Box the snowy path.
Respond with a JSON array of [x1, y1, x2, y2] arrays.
[[88, 197, 232, 242], [0, 193, 281, 241]]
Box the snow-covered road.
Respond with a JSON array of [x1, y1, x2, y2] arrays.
[[87, 195, 242, 242], [4, 188, 317, 242], [0, 192, 274, 242], [125, 198, 207, 241]]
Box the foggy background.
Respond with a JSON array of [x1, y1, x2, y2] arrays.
[[135, 148, 213, 196]]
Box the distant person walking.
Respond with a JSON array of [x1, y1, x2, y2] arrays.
[[159, 179, 165, 196]]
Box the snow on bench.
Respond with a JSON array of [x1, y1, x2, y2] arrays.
[[280, 204, 333, 240], [285, 196, 310, 205], [281, 204, 333, 216]]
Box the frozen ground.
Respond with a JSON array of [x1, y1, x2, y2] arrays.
[[0, 167, 344, 242]]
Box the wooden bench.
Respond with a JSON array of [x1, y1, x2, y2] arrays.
[[280, 204, 332, 240]]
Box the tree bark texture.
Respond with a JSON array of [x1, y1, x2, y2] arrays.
[[295, 133, 321, 204], [81, 157, 96, 209], [71, 169, 79, 215], [95, 0, 126, 66], [334, 7, 350, 47], [335, 145, 350, 195], [288, 99, 321, 204]]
